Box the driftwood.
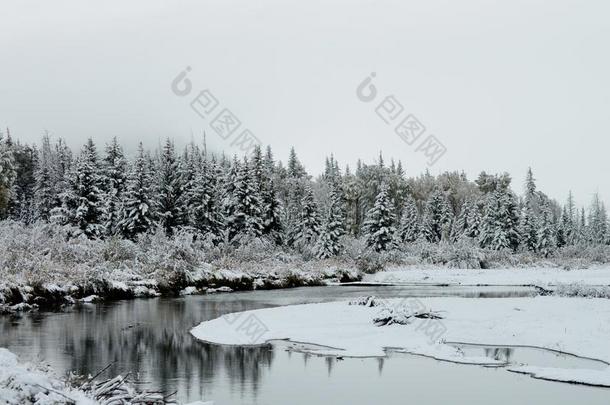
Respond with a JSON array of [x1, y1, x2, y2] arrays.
[[373, 308, 444, 326]]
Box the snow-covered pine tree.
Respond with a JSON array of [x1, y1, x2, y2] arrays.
[[189, 157, 223, 241], [363, 183, 396, 251], [587, 193, 608, 245], [0, 131, 16, 219], [398, 194, 420, 243], [464, 199, 482, 239], [8, 141, 37, 223], [34, 134, 56, 221], [519, 199, 538, 252], [537, 199, 556, 257], [72, 138, 105, 238], [556, 206, 569, 248], [450, 198, 479, 241], [282, 148, 309, 245], [421, 188, 453, 243], [50, 138, 72, 209], [181, 142, 203, 230], [315, 185, 345, 258], [261, 156, 284, 243], [224, 157, 264, 241], [118, 143, 155, 239], [101, 137, 127, 235], [577, 207, 587, 244], [343, 165, 362, 236], [293, 185, 321, 246], [156, 138, 187, 235], [479, 188, 520, 251], [563, 191, 577, 245]]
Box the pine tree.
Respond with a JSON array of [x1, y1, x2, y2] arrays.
[[118, 143, 155, 239], [8, 141, 37, 222], [556, 206, 569, 248], [101, 137, 127, 235], [520, 200, 538, 252], [588, 193, 608, 245], [0, 132, 16, 219], [293, 185, 321, 246], [451, 198, 480, 241], [398, 195, 420, 243], [72, 138, 104, 238], [479, 189, 520, 251], [189, 158, 223, 241], [34, 134, 55, 221], [224, 157, 264, 241], [464, 199, 482, 239], [156, 139, 186, 235], [260, 146, 284, 242], [421, 188, 452, 243], [563, 191, 577, 245], [537, 199, 556, 257], [315, 186, 345, 258], [363, 183, 396, 251]]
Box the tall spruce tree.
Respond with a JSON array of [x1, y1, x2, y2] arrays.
[[71, 138, 104, 238], [398, 195, 420, 243], [315, 186, 345, 258], [118, 143, 155, 239], [101, 137, 127, 235], [479, 188, 520, 251], [293, 185, 321, 246], [363, 183, 396, 251], [156, 139, 186, 235], [421, 188, 453, 243], [34, 135, 55, 221], [189, 158, 223, 241], [537, 199, 556, 257]]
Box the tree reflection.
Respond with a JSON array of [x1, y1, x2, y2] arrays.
[[1, 297, 275, 402]]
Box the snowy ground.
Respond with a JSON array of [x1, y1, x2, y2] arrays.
[[0, 348, 96, 405], [191, 296, 610, 387], [361, 266, 610, 287]]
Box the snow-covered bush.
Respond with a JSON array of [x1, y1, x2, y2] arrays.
[[137, 229, 203, 289], [554, 283, 610, 299]]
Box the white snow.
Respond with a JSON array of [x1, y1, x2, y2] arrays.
[[363, 266, 610, 287], [0, 348, 95, 405], [191, 296, 610, 387]]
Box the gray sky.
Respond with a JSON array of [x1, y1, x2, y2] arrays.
[[1, 0, 609, 207]]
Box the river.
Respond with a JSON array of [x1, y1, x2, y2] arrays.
[[1, 285, 609, 404]]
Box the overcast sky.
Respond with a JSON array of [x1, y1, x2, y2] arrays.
[[1, 0, 609, 207]]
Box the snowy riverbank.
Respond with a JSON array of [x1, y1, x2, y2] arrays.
[[191, 296, 610, 387], [362, 266, 610, 287], [0, 263, 359, 313]]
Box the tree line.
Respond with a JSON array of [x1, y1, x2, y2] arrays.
[[0, 129, 607, 258]]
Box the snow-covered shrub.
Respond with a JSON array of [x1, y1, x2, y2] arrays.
[[444, 239, 485, 269], [137, 229, 202, 290], [348, 296, 380, 307], [231, 235, 276, 262], [555, 244, 610, 264], [554, 283, 610, 298], [340, 235, 366, 262], [101, 236, 137, 264]]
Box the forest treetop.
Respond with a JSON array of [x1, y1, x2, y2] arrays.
[[0, 130, 606, 259]]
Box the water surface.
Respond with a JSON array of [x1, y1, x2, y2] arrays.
[[2, 285, 608, 404]]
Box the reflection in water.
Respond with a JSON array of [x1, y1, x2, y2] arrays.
[[484, 347, 513, 363], [2, 286, 609, 404], [1, 297, 276, 402]]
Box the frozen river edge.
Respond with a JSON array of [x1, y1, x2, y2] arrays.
[[191, 295, 610, 388]]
